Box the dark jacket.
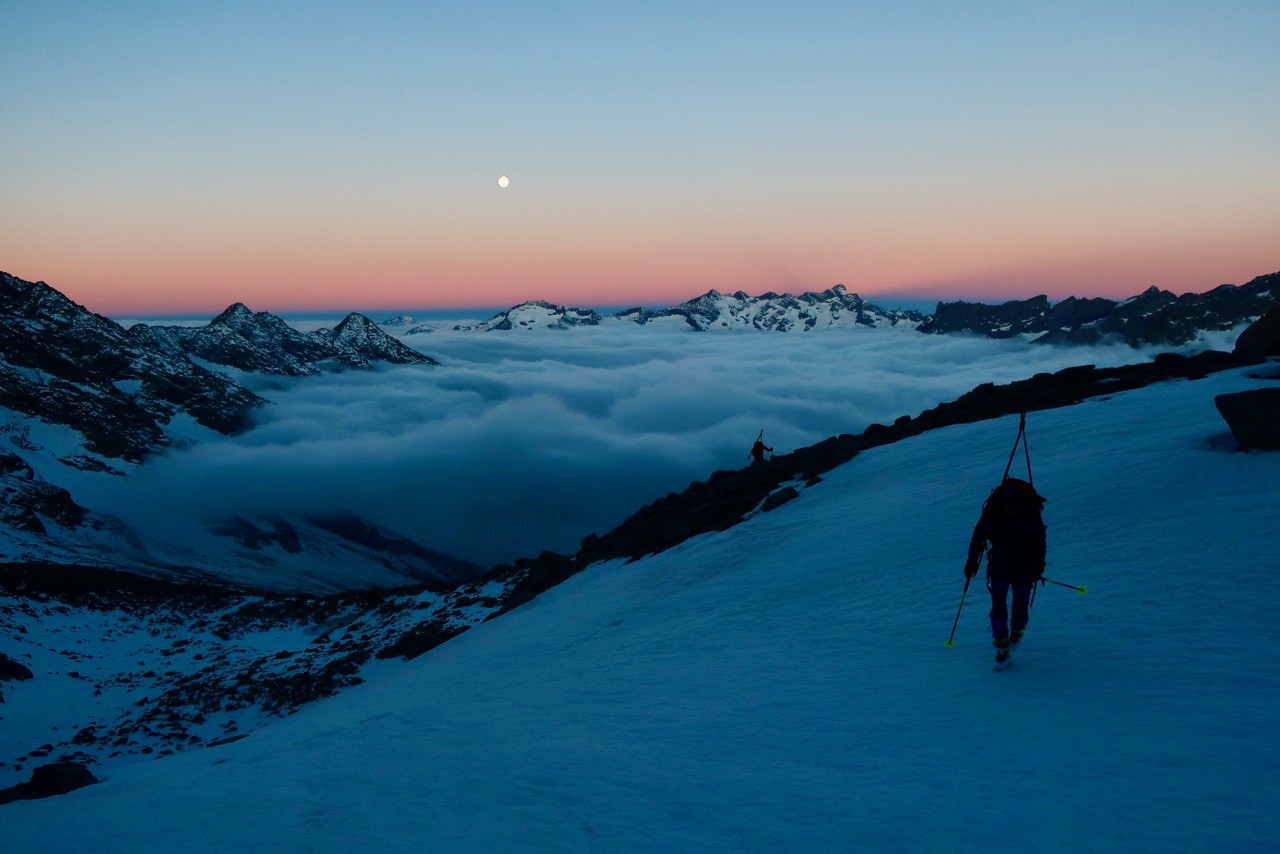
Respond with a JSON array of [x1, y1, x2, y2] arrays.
[[965, 478, 1046, 583]]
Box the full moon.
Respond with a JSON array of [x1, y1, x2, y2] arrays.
[[497, 175, 510, 188]]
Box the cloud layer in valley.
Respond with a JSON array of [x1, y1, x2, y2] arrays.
[[81, 326, 1231, 568]]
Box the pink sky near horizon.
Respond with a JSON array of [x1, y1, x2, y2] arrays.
[[7, 220, 1276, 318]]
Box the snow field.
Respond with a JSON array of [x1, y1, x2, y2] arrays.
[[5, 367, 1279, 851]]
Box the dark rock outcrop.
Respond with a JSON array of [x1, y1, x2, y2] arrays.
[[760, 486, 800, 512], [1233, 306, 1280, 364], [375, 619, 468, 660], [918, 295, 1062, 338], [1, 452, 89, 533], [920, 272, 1280, 347], [0, 761, 99, 805], [0, 652, 34, 681], [1215, 389, 1280, 451]]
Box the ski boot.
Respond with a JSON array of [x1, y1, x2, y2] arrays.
[[993, 637, 1011, 671]]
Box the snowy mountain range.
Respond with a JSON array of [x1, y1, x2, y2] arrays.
[[446, 272, 1280, 346], [1, 272, 264, 463], [3, 317, 1278, 846], [1, 272, 465, 591], [134, 303, 437, 376], [453, 285, 924, 332]]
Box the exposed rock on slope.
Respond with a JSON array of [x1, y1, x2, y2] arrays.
[[1, 272, 265, 462], [134, 304, 438, 375], [1233, 305, 1280, 363], [1, 452, 88, 534], [920, 271, 1280, 347], [1215, 389, 1280, 451], [0, 560, 526, 787]]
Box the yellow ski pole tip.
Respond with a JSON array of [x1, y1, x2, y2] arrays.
[[944, 640, 955, 649], [1078, 586, 1089, 595]]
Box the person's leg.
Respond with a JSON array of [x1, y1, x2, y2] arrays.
[[988, 577, 1010, 641], [1010, 582, 1033, 640]]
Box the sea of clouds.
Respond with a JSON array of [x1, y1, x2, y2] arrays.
[[86, 325, 1230, 568]]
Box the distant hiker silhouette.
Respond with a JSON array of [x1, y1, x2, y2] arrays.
[[965, 477, 1046, 668], [749, 437, 773, 465]]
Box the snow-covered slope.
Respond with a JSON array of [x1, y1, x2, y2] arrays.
[[5, 366, 1277, 849], [0, 564, 522, 788]]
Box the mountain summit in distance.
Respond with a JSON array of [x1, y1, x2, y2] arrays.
[[442, 273, 1280, 347]]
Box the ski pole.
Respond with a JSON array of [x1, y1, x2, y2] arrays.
[[943, 577, 972, 649], [1043, 577, 1088, 595]]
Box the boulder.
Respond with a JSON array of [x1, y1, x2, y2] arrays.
[[1233, 307, 1280, 364], [0, 761, 99, 804], [1215, 389, 1280, 451], [0, 652, 34, 681], [760, 486, 800, 513]]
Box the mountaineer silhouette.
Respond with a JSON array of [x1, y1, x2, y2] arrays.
[[749, 432, 773, 465], [965, 476, 1047, 670], [940, 412, 1052, 669]]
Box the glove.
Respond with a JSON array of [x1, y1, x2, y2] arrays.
[[964, 560, 978, 580]]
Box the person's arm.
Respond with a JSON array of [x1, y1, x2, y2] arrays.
[[964, 515, 988, 578]]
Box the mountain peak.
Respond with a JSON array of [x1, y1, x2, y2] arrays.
[[210, 303, 259, 326], [334, 312, 379, 333], [378, 315, 415, 327]]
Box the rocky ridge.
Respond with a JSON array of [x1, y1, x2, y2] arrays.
[[1, 272, 265, 463], [919, 271, 1280, 346], [134, 303, 438, 376]]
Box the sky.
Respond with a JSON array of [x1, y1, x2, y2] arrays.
[[2, 1, 1278, 315], [71, 323, 1240, 569]]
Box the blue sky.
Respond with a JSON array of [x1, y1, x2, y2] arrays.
[[3, 1, 1278, 314]]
